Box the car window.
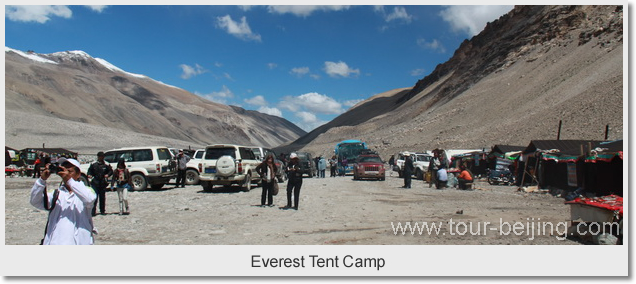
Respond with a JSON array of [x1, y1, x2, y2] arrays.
[[250, 148, 262, 160], [133, 149, 153, 162], [205, 148, 236, 159], [239, 147, 255, 160], [156, 148, 172, 160], [359, 156, 382, 163], [195, 151, 204, 159], [103, 151, 119, 163]]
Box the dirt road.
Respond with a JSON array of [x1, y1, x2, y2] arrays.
[[5, 171, 579, 245]]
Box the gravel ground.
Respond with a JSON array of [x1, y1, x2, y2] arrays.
[[5, 168, 581, 246]]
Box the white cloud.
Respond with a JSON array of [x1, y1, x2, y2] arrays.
[[417, 38, 446, 53], [216, 15, 262, 42], [197, 85, 234, 104], [343, 99, 363, 108], [267, 63, 278, 69], [324, 61, 360, 78], [294, 111, 327, 131], [290, 67, 310, 77], [385, 6, 413, 23], [258, 106, 283, 117], [279, 92, 344, 115], [179, 63, 207, 79], [244, 95, 267, 106], [410, 68, 426, 76], [440, 5, 513, 37], [267, 5, 350, 17], [5, 5, 72, 23], [85, 5, 107, 13]]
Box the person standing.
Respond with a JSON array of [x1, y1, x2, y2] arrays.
[[30, 158, 96, 245], [256, 154, 278, 207], [32, 153, 42, 178], [174, 149, 191, 188], [88, 151, 113, 216], [329, 155, 338, 177], [284, 153, 303, 210], [403, 153, 414, 188], [388, 155, 395, 177], [111, 158, 131, 215], [318, 156, 327, 178], [428, 149, 441, 188]]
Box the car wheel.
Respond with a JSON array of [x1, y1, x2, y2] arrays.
[[242, 172, 252, 192], [131, 173, 148, 191], [398, 170, 403, 178], [216, 155, 236, 176], [277, 173, 287, 183], [201, 181, 214, 192], [185, 169, 200, 185], [416, 169, 423, 180]]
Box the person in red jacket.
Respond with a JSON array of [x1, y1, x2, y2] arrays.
[[457, 164, 474, 190]]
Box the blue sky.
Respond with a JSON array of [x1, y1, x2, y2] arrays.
[[5, 5, 513, 132]]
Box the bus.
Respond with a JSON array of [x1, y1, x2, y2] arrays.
[[334, 140, 368, 175]]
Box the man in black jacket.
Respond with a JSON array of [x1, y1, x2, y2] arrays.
[[403, 153, 414, 188], [88, 151, 113, 216], [283, 153, 303, 210]]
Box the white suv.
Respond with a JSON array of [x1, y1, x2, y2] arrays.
[[184, 149, 204, 185], [412, 152, 432, 180], [80, 146, 176, 191], [198, 144, 260, 192]]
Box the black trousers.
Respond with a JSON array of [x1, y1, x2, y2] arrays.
[[261, 180, 274, 205], [175, 169, 186, 187], [92, 185, 107, 215], [429, 169, 438, 188], [330, 167, 336, 177], [404, 171, 412, 188], [286, 178, 302, 209], [458, 178, 472, 190]]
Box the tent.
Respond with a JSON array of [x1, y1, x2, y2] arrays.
[[519, 140, 622, 196]]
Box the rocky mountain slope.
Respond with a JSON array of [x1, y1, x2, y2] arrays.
[[5, 49, 306, 152], [283, 5, 623, 159]]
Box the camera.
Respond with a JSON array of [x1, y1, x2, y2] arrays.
[[47, 163, 63, 173]]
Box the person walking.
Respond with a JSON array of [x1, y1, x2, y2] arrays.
[[402, 153, 414, 188], [318, 156, 327, 178], [174, 149, 191, 188], [30, 158, 96, 245], [284, 153, 303, 210], [88, 151, 113, 216], [256, 154, 278, 207], [111, 158, 131, 215]]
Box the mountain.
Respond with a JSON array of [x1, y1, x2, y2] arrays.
[[279, 5, 624, 159], [5, 48, 306, 153]]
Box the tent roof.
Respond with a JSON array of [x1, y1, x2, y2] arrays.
[[491, 145, 526, 154], [5, 146, 18, 151], [522, 140, 603, 155]]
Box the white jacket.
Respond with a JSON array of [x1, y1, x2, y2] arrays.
[[30, 178, 97, 245]]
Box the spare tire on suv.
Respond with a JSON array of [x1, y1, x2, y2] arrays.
[[216, 155, 236, 176]]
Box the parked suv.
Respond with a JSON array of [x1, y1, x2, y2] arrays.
[[295, 152, 316, 178], [198, 144, 260, 191], [184, 149, 205, 185], [250, 147, 286, 182], [412, 152, 432, 180], [80, 146, 176, 191]]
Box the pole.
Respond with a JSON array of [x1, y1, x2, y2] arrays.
[[557, 120, 562, 140], [605, 125, 609, 140]]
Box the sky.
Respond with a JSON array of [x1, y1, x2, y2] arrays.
[[4, 4, 514, 132]]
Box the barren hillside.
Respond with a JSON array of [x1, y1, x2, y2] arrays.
[[5, 49, 306, 152], [290, 5, 623, 159]]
